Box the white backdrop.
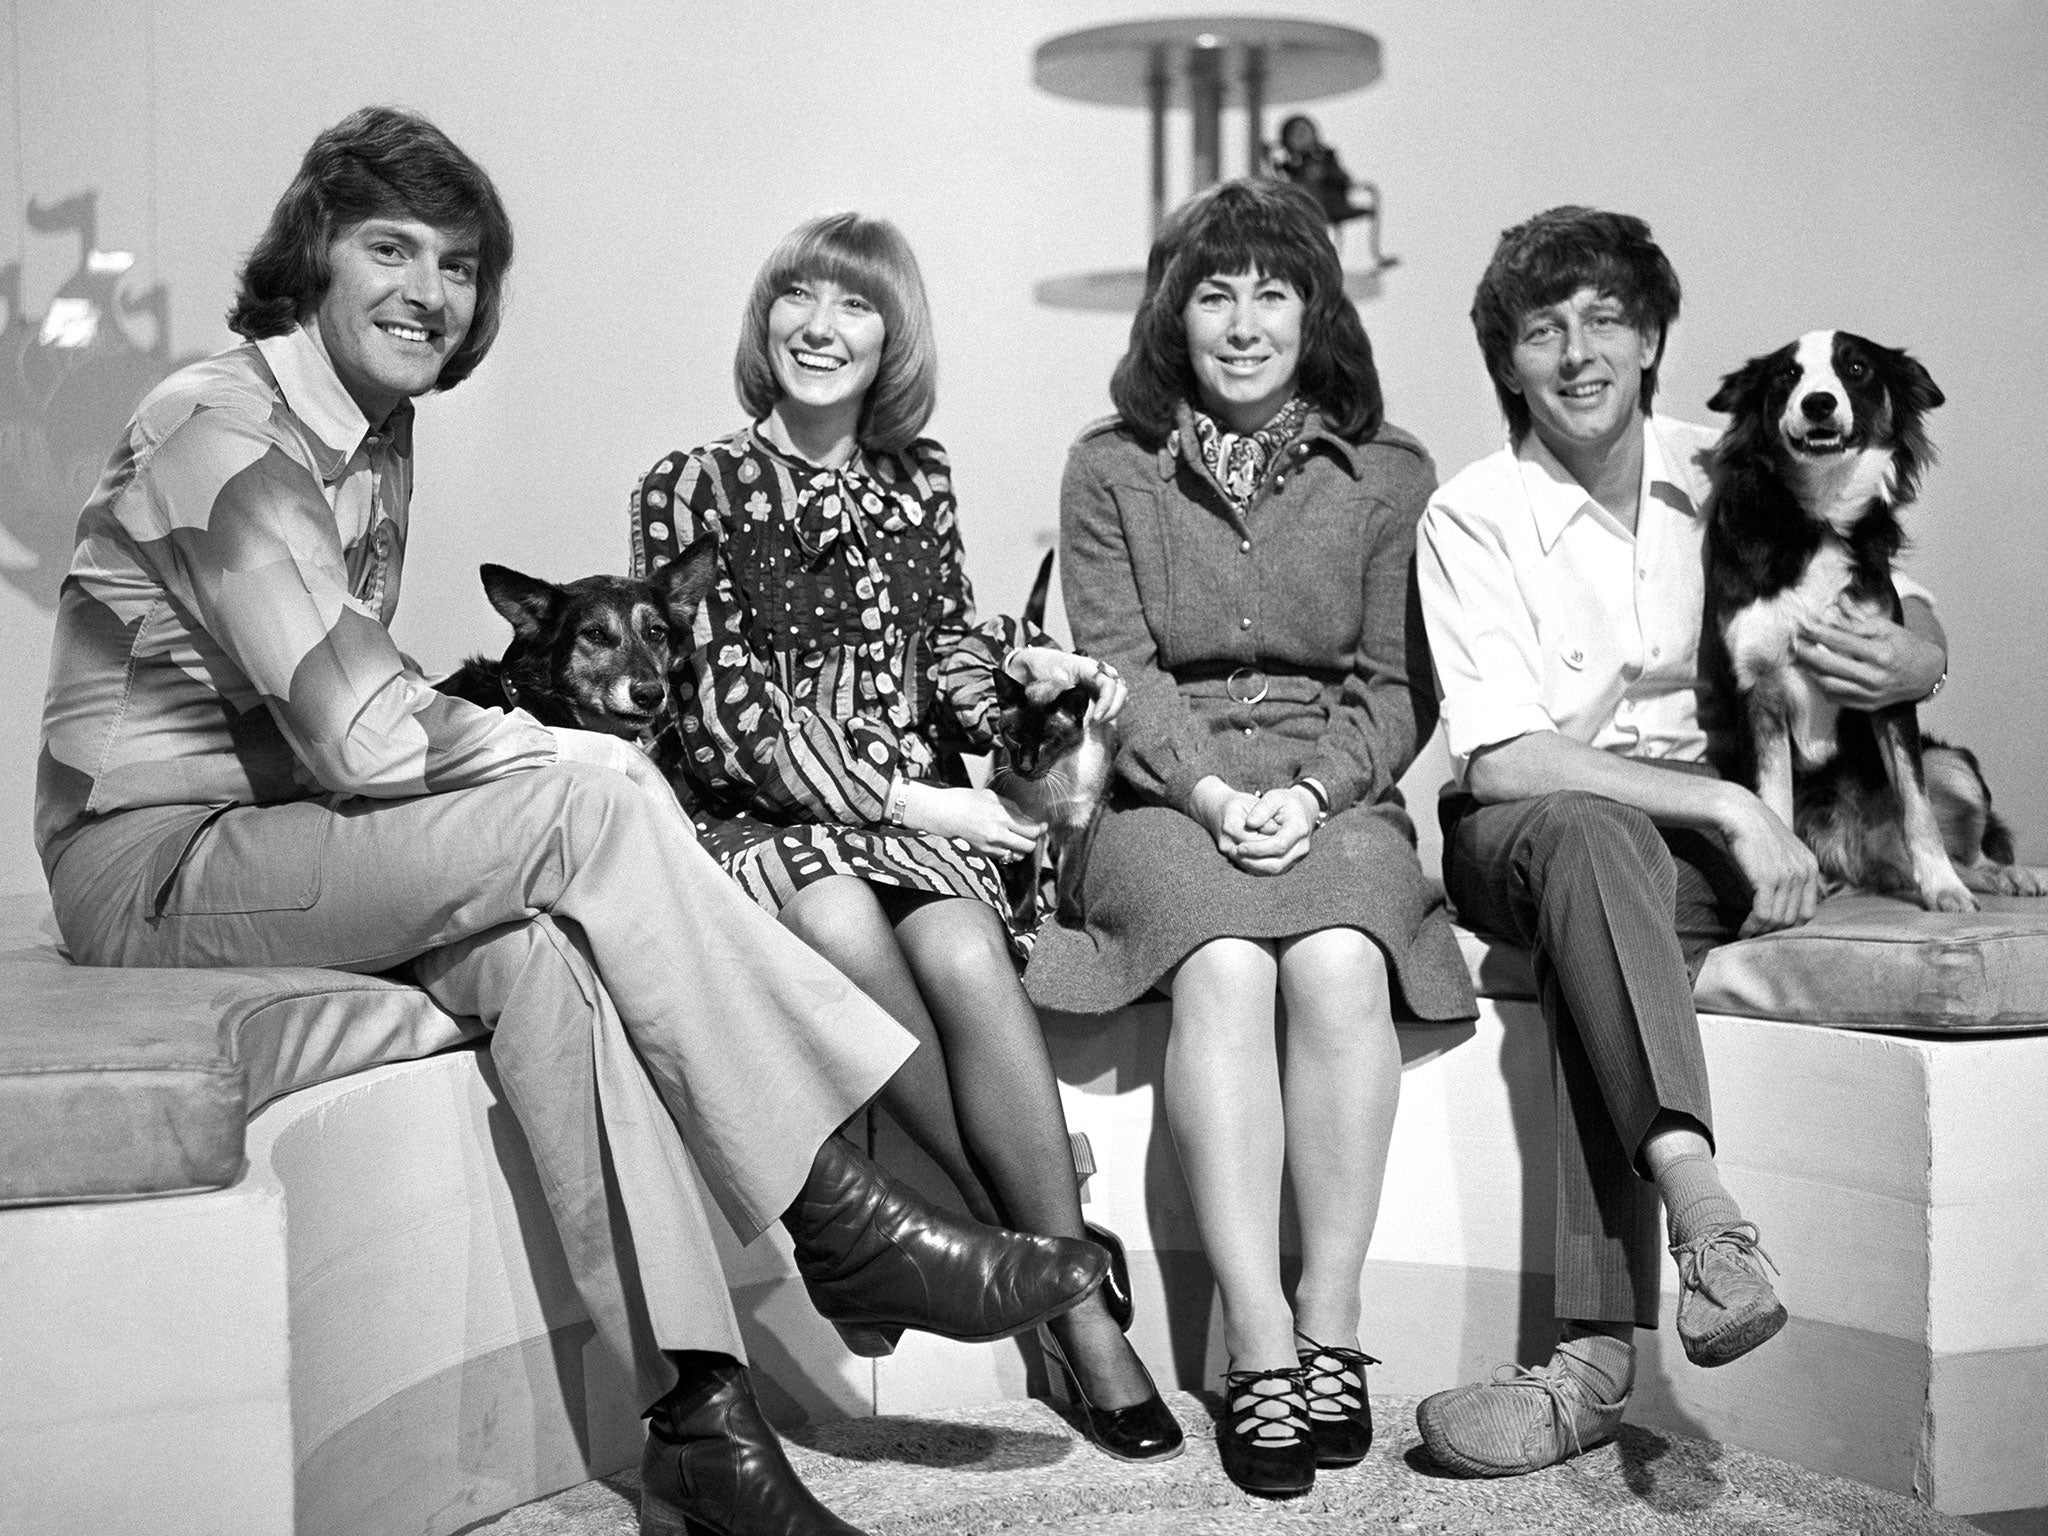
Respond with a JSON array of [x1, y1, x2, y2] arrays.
[[3, 0, 2042, 896]]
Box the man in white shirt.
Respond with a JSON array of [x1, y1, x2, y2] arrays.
[[1412, 207, 1946, 1477]]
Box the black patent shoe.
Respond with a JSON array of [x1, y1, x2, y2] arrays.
[[641, 1355, 864, 1536], [783, 1134, 1106, 1357], [1295, 1331, 1379, 1468], [1217, 1366, 1316, 1498], [1038, 1323, 1185, 1462], [1084, 1221, 1134, 1333]]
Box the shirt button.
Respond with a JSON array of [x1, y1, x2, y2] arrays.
[[1272, 476, 1285, 491], [1240, 617, 1252, 630], [1239, 539, 1252, 554], [1243, 725, 1255, 736], [1651, 645, 1662, 658], [1639, 567, 1649, 579]]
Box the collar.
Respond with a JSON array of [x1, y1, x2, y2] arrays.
[[741, 422, 924, 559], [1157, 401, 1366, 481], [1516, 416, 1695, 554], [256, 327, 414, 475]]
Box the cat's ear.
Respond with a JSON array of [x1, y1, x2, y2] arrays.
[[993, 665, 1028, 707]]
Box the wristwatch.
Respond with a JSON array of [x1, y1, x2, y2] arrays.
[[1292, 777, 1332, 827]]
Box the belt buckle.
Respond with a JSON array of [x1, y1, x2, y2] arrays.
[[1225, 666, 1269, 706]]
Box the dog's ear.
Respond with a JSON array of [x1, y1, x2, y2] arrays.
[[478, 564, 564, 640], [1707, 355, 1772, 416], [1887, 348, 1945, 416], [652, 533, 720, 630]]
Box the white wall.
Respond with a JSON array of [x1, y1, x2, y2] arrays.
[[3, 0, 2042, 897]]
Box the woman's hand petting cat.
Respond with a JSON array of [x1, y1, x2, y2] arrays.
[[1005, 647, 1128, 724], [1227, 786, 1317, 875], [899, 781, 1045, 861]]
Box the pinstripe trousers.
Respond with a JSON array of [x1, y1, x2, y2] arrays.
[[1440, 782, 1749, 1327]]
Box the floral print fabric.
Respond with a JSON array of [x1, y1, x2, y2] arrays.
[[632, 426, 1040, 951], [1185, 394, 1312, 513]]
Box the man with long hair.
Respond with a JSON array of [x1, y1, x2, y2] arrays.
[[36, 106, 1105, 1536]]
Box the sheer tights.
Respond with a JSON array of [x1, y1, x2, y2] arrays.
[[778, 874, 1152, 1408]]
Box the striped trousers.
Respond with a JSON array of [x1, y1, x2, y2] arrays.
[[1440, 784, 1749, 1327]]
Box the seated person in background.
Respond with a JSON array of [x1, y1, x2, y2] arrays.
[[1025, 176, 1475, 1498], [36, 108, 1104, 1536], [1268, 114, 1395, 268], [1412, 206, 1945, 1478], [632, 212, 1181, 1465]]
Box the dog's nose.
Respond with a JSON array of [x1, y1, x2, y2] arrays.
[[1800, 392, 1838, 422], [630, 681, 665, 711]]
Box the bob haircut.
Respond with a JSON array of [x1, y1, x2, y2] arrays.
[[733, 212, 937, 455], [1470, 206, 1682, 444], [228, 106, 513, 394], [1110, 177, 1382, 445]]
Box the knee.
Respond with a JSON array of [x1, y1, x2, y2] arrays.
[[1522, 792, 1663, 870], [905, 901, 1015, 996], [533, 761, 671, 863], [1174, 935, 1277, 997], [1282, 927, 1388, 991], [780, 875, 884, 946]]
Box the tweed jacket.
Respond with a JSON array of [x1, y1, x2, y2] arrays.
[[1060, 406, 1439, 821]]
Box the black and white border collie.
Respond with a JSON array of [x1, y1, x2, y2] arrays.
[[1701, 329, 1974, 911]]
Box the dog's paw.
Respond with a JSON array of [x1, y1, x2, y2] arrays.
[[1991, 864, 2048, 897], [1924, 883, 1979, 914]]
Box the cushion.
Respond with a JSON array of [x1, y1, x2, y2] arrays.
[[1457, 892, 2048, 1035], [1693, 893, 2048, 1034], [0, 894, 484, 1207]]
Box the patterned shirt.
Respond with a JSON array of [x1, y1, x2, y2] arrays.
[[36, 327, 555, 875]]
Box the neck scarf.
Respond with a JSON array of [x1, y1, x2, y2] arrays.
[[1188, 395, 1311, 512]]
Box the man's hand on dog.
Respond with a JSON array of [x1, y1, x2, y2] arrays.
[[1723, 795, 1823, 935], [1794, 605, 1946, 711]]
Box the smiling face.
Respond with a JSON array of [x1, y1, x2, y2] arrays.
[[1182, 270, 1305, 433], [766, 276, 886, 427], [1504, 285, 1661, 467], [308, 216, 477, 425]]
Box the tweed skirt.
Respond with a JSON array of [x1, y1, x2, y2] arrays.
[[1022, 797, 1477, 1021]]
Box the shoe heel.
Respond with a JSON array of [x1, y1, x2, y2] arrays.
[[833, 1320, 902, 1357], [637, 1498, 705, 1536], [1037, 1324, 1077, 1406]]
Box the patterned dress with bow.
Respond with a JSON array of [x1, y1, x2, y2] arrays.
[[632, 426, 1038, 952]]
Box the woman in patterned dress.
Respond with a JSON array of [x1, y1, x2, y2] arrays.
[[632, 213, 1181, 1462]]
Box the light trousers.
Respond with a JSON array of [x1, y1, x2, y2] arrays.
[[48, 764, 915, 1408]]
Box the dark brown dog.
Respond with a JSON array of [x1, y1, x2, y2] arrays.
[[440, 535, 717, 741]]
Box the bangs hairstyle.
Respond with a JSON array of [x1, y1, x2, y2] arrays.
[[1109, 177, 1382, 445], [1470, 205, 1681, 444], [228, 105, 513, 393], [734, 212, 937, 455]]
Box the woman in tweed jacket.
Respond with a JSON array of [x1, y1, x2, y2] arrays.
[[1026, 179, 1476, 1498]]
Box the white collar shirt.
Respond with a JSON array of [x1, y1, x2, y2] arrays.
[[1418, 415, 1720, 784]]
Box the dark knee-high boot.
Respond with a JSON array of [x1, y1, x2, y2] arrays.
[[640, 1352, 861, 1536], [783, 1133, 1106, 1357]]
